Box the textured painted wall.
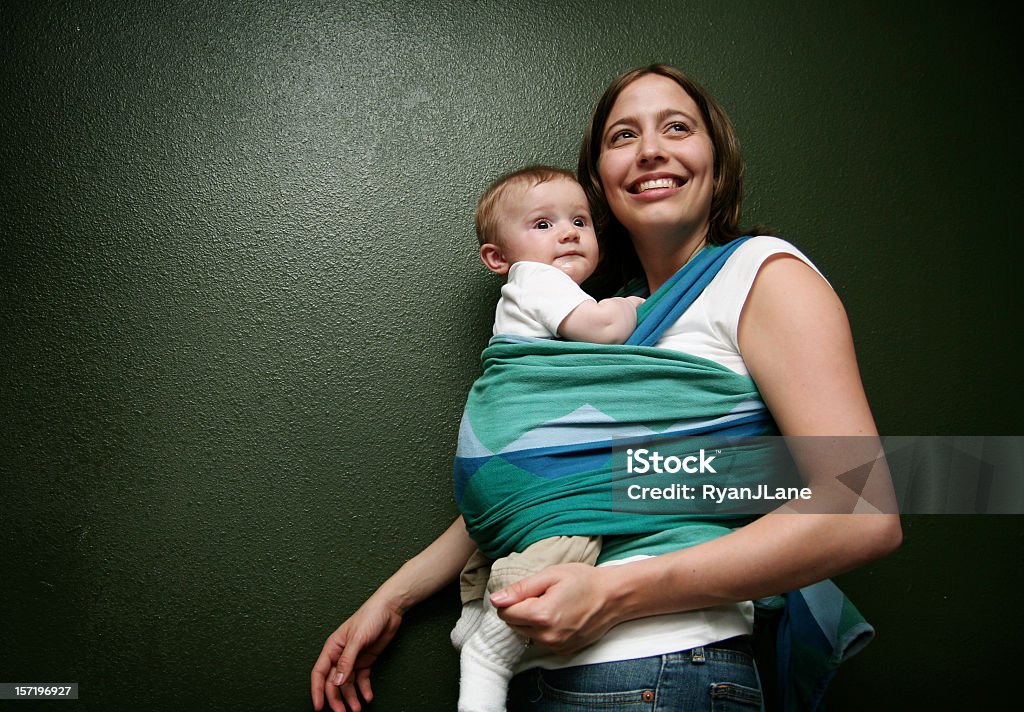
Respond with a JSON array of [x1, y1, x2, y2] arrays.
[[1, 1, 1021, 710]]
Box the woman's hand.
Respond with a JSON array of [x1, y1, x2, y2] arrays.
[[311, 595, 403, 712], [310, 516, 477, 712], [490, 563, 620, 655]]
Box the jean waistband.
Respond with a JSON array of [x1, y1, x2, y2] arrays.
[[665, 635, 755, 664], [705, 635, 754, 655]]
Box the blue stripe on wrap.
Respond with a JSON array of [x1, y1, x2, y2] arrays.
[[453, 410, 772, 501], [628, 236, 752, 346]]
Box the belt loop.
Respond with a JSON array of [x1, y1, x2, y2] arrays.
[[691, 646, 706, 664]]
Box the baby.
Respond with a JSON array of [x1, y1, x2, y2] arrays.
[[476, 165, 642, 343], [452, 165, 643, 712]]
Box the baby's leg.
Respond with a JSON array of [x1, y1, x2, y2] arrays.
[[458, 595, 529, 712], [451, 600, 486, 652], [457, 536, 601, 712], [451, 549, 492, 652]]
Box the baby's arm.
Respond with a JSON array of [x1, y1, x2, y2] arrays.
[[557, 295, 645, 344]]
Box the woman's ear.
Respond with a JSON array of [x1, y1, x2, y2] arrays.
[[479, 243, 512, 275]]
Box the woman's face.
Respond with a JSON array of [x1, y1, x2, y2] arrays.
[[598, 74, 715, 244]]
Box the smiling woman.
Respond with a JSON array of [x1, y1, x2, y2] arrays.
[[496, 62, 900, 711], [311, 64, 901, 712]]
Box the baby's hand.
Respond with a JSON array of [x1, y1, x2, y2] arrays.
[[624, 296, 646, 308]]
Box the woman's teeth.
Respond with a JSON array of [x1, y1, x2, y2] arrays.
[[635, 178, 679, 193]]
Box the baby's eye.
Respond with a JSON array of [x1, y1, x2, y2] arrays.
[[573, 217, 587, 228], [534, 220, 551, 230]]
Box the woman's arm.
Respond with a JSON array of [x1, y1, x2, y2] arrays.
[[311, 515, 477, 712], [494, 255, 902, 652]]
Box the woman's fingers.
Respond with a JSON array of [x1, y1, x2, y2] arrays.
[[492, 564, 611, 653], [339, 675, 364, 712], [356, 668, 375, 705], [490, 566, 561, 608], [311, 635, 345, 710], [334, 642, 360, 688]]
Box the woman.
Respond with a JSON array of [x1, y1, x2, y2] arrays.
[[311, 64, 901, 712]]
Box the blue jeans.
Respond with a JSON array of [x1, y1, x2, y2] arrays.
[[507, 636, 763, 711]]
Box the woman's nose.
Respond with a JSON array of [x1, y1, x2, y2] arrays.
[[637, 135, 665, 163]]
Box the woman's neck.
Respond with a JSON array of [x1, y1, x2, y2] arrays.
[[633, 227, 709, 294]]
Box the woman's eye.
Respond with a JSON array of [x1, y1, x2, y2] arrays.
[[610, 129, 636, 143], [535, 220, 551, 230], [669, 122, 691, 134]]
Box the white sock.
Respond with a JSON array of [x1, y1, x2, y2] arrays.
[[450, 599, 485, 652], [457, 599, 527, 712]]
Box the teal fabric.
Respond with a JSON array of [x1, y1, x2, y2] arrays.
[[454, 337, 776, 558]]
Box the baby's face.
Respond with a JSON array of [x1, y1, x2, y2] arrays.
[[494, 178, 599, 284]]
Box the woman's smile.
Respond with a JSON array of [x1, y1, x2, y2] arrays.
[[627, 172, 687, 199]]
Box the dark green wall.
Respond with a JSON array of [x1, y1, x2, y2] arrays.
[[2, 1, 1020, 710]]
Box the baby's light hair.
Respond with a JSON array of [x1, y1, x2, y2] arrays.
[[474, 165, 578, 246]]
